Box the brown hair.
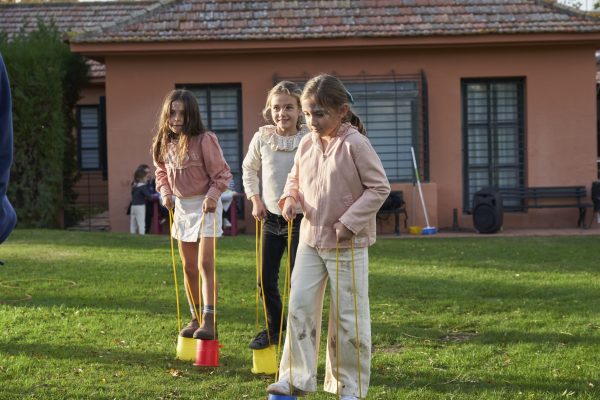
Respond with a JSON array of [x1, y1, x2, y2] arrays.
[[132, 165, 148, 185], [151, 89, 206, 165], [262, 81, 303, 131], [301, 74, 366, 135]]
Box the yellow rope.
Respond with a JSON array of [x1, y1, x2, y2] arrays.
[[274, 218, 293, 391], [350, 240, 362, 399], [255, 219, 260, 333], [213, 212, 217, 340], [258, 219, 271, 345], [335, 241, 340, 400], [335, 239, 362, 399], [286, 219, 293, 394], [168, 209, 182, 333], [198, 213, 206, 325], [170, 207, 201, 332]]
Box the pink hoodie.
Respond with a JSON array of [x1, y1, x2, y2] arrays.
[[154, 131, 232, 201], [279, 123, 390, 248]]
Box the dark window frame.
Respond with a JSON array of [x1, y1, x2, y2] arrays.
[[176, 83, 243, 193], [461, 77, 526, 213], [77, 104, 106, 174]]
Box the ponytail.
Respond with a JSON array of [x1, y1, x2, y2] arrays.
[[346, 110, 367, 136]]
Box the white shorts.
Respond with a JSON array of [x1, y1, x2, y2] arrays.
[[171, 195, 223, 242]]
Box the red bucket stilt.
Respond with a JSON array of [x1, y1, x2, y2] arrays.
[[193, 339, 220, 367]]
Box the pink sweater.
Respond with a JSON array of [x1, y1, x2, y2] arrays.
[[279, 123, 390, 248], [154, 131, 232, 201]]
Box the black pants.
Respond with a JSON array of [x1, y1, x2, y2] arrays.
[[260, 211, 302, 334], [144, 200, 153, 234]]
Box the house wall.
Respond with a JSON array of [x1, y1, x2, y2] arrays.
[[104, 44, 599, 233]]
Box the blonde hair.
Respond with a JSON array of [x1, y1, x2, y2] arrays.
[[301, 74, 366, 135], [262, 81, 303, 131], [151, 89, 206, 165]]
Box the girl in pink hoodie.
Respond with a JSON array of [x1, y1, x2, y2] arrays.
[[152, 89, 232, 341], [267, 75, 390, 399]]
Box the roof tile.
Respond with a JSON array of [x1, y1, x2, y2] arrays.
[[3, 0, 600, 45], [92, 0, 600, 42]]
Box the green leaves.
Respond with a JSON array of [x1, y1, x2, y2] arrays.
[[0, 22, 88, 227]]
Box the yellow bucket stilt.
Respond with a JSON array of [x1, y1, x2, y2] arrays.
[[176, 335, 198, 361], [251, 345, 278, 374]]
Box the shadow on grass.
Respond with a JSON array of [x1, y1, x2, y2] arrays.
[[0, 340, 168, 366], [369, 271, 599, 312], [5, 229, 254, 252], [374, 236, 600, 274], [0, 339, 260, 376], [369, 366, 600, 397]]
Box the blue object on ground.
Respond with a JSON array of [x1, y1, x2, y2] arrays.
[[268, 394, 297, 400]]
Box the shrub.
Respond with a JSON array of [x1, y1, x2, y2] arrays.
[[0, 23, 88, 227]]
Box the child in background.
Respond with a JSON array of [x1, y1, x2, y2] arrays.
[[220, 178, 237, 229], [152, 89, 232, 340], [130, 165, 153, 234], [242, 81, 308, 350], [267, 74, 390, 399]]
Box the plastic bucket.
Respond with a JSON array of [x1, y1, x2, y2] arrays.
[[193, 339, 221, 367], [409, 226, 422, 235], [176, 335, 198, 361], [251, 345, 277, 375], [268, 395, 297, 400], [422, 226, 438, 235]]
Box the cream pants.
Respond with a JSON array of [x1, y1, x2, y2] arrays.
[[277, 242, 371, 397], [130, 204, 146, 234]]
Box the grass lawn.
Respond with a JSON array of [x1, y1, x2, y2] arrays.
[[0, 229, 599, 399]]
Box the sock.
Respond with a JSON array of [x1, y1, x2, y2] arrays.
[[202, 305, 215, 314], [190, 305, 199, 319]]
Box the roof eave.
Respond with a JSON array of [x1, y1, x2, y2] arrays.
[[70, 32, 600, 57]]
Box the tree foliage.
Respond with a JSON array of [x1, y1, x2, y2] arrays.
[[0, 23, 88, 227]]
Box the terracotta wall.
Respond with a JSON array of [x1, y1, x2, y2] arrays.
[[104, 44, 599, 232], [78, 83, 104, 106]]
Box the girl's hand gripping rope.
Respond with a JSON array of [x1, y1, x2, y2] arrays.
[[162, 195, 174, 210], [202, 197, 217, 213], [334, 221, 353, 242], [281, 197, 297, 221]]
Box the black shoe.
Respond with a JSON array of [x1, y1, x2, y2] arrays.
[[249, 329, 278, 350]]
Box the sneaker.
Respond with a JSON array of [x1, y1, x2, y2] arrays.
[[266, 380, 307, 397], [249, 329, 276, 350], [179, 319, 199, 338], [341, 396, 359, 400]]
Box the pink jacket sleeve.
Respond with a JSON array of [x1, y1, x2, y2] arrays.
[[338, 139, 391, 234], [153, 159, 172, 198], [201, 132, 233, 201]]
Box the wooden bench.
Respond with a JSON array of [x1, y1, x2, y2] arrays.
[[377, 190, 408, 235], [496, 186, 593, 228]]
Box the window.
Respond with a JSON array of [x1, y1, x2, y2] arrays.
[[274, 73, 428, 183], [182, 85, 242, 192], [346, 80, 422, 182], [78, 105, 102, 171], [462, 78, 525, 212]]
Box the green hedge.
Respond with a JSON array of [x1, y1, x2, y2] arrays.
[[0, 24, 88, 228]]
